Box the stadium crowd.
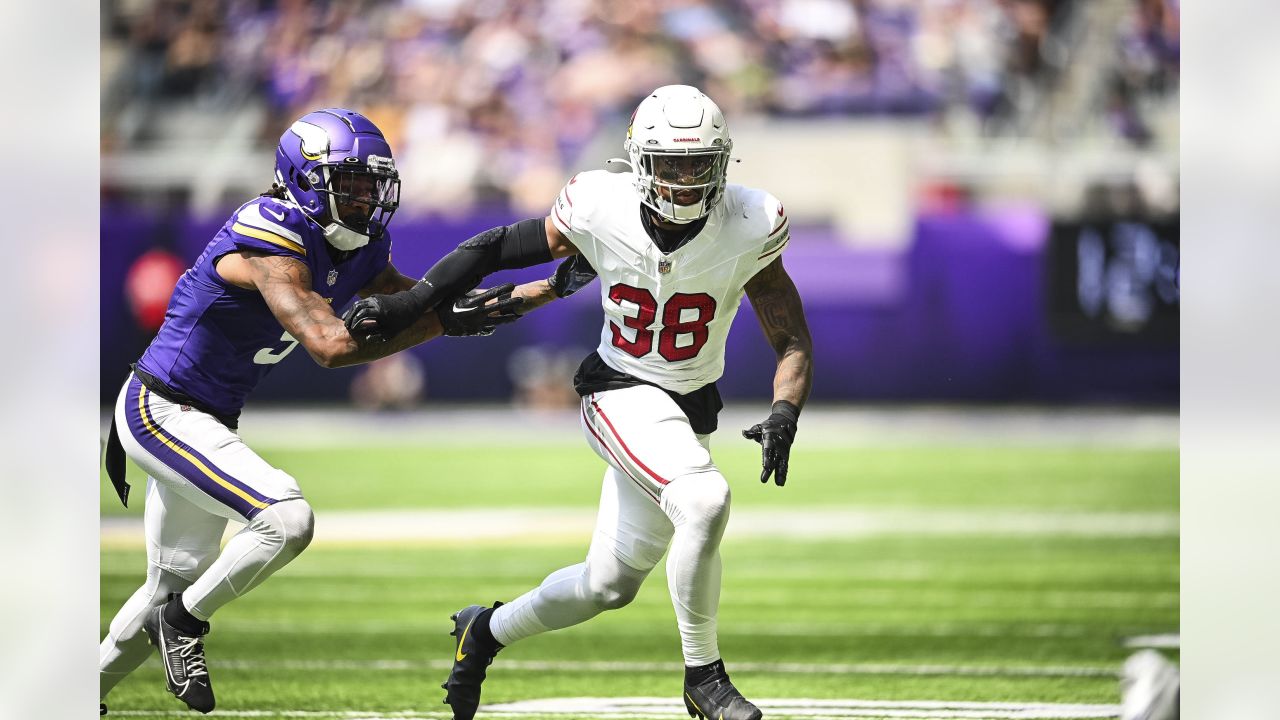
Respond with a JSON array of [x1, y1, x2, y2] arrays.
[[102, 0, 1179, 210]]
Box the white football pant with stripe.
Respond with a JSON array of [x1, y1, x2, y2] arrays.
[[491, 384, 730, 666], [100, 375, 315, 700]]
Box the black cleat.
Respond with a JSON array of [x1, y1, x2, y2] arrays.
[[143, 597, 214, 714], [442, 603, 503, 720], [683, 662, 762, 720], [100, 704, 107, 716]]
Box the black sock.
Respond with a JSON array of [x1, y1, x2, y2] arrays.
[[163, 593, 208, 636], [685, 659, 726, 685], [469, 606, 501, 649]]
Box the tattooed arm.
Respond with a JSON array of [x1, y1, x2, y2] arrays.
[[502, 229, 596, 317], [744, 257, 814, 409], [216, 251, 443, 368], [508, 279, 560, 314]]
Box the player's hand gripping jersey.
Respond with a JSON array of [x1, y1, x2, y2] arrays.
[[134, 196, 391, 420], [552, 170, 790, 394]]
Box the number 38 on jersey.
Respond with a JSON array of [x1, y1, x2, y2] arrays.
[[553, 170, 790, 394], [608, 284, 716, 362]]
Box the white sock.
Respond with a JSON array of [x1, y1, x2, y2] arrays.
[[661, 471, 731, 666], [489, 578, 559, 646], [491, 545, 650, 646]]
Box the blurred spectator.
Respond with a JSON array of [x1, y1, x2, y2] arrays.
[[1108, 0, 1178, 144], [102, 0, 1179, 210], [350, 354, 427, 409], [507, 345, 585, 410]]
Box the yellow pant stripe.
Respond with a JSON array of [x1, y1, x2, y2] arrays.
[[137, 387, 269, 510]]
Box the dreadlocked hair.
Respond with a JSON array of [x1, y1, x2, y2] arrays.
[[260, 183, 288, 200]]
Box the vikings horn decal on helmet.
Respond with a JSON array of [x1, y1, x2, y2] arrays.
[[624, 85, 733, 224], [274, 108, 401, 251]]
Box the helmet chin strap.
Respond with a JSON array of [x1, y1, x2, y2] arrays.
[[323, 222, 370, 251], [322, 184, 371, 250]]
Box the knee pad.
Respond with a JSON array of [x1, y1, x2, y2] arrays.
[[257, 499, 315, 556], [663, 471, 731, 528]]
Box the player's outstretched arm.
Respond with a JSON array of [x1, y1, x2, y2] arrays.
[[220, 251, 444, 368], [346, 214, 580, 341], [350, 259, 525, 339], [508, 279, 560, 314], [507, 247, 599, 317], [742, 257, 815, 486]]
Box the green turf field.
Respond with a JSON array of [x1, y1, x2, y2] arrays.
[[100, 438, 1178, 719], [101, 443, 1178, 514]]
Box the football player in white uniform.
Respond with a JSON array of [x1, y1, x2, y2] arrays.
[[347, 85, 814, 720]]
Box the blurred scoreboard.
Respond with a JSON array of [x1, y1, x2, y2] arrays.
[[1046, 215, 1180, 344]]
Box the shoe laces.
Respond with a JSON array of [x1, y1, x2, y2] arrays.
[[173, 636, 209, 679]]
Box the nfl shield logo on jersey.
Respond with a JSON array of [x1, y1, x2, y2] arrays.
[[326, 269, 339, 286], [658, 258, 673, 274]]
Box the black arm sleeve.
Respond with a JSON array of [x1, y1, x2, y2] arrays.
[[398, 218, 552, 313]]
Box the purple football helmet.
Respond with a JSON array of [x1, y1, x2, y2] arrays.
[[275, 108, 401, 250]]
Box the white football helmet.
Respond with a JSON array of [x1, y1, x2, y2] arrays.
[[624, 85, 733, 224]]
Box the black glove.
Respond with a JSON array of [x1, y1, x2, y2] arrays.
[[343, 291, 427, 344], [549, 255, 598, 298], [437, 284, 525, 337], [742, 400, 799, 486]]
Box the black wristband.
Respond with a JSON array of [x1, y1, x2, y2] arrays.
[[389, 280, 440, 321], [349, 286, 433, 339], [771, 400, 801, 424]]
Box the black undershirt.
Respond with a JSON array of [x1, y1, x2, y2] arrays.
[[639, 206, 708, 253], [571, 206, 721, 435], [573, 352, 723, 435], [131, 364, 241, 429]]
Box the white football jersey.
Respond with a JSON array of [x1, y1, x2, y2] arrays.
[[551, 170, 790, 394]]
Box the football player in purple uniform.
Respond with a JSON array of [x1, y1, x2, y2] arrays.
[[99, 108, 519, 715]]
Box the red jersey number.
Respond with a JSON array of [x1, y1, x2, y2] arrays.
[[608, 284, 716, 361], [607, 284, 656, 357]]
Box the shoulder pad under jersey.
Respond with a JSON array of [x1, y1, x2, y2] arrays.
[[552, 170, 627, 237], [723, 185, 790, 261], [228, 197, 315, 259]]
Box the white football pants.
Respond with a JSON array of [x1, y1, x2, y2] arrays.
[[100, 375, 315, 700], [491, 385, 730, 666]]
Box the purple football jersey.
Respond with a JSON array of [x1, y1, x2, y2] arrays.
[[136, 197, 391, 417]]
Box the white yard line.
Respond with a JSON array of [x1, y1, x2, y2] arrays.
[[108, 696, 1122, 719], [1122, 633, 1180, 649], [208, 658, 1118, 679], [207, 619, 1170, 642], [100, 508, 1178, 547], [490, 697, 1121, 718]]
